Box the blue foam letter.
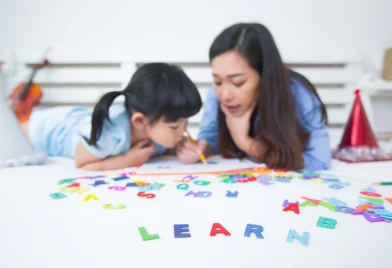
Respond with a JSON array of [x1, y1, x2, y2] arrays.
[[286, 229, 309, 246], [174, 224, 191, 238], [244, 224, 264, 239]]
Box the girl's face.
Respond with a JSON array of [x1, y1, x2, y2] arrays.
[[146, 117, 188, 148], [211, 50, 261, 117]]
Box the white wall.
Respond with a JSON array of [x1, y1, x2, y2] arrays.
[[0, 0, 391, 66], [0, 0, 391, 142]]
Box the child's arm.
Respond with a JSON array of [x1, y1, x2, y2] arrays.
[[75, 140, 155, 171]]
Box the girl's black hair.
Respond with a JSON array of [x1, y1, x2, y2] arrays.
[[87, 62, 202, 145], [209, 23, 328, 170]]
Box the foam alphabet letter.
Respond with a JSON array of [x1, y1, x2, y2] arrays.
[[108, 186, 127, 191], [137, 192, 156, 199], [362, 211, 384, 223], [335, 205, 354, 214], [90, 180, 108, 187], [286, 229, 309, 246], [176, 184, 189, 190], [112, 176, 129, 181], [244, 224, 264, 239], [329, 184, 344, 190], [319, 201, 337, 212], [102, 204, 126, 209], [282, 199, 299, 207], [226, 191, 238, 198], [193, 180, 210, 186], [71, 187, 88, 194], [354, 204, 376, 212], [359, 196, 383, 203], [198, 191, 212, 198], [323, 197, 347, 206], [300, 196, 321, 204], [138, 185, 153, 192], [49, 192, 67, 199], [222, 178, 236, 184], [174, 224, 191, 238], [185, 191, 200, 197], [83, 194, 98, 202], [300, 200, 318, 207], [67, 182, 80, 188], [210, 223, 231, 236], [175, 175, 198, 183], [360, 191, 382, 198], [316, 217, 337, 229], [57, 178, 75, 185], [138, 227, 160, 241], [282, 203, 300, 214]]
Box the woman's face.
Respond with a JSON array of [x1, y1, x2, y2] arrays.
[[211, 50, 261, 117]]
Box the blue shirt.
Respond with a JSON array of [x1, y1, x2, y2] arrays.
[[28, 105, 166, 159], [197, 78, 331, 171]]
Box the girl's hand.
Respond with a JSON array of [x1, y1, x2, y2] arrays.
[[125, 140, 156, 166], [220, 102, 256, 152], [176, 137, 208, 164]]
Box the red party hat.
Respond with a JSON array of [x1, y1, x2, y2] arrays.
[[333, 89, 392, 163]]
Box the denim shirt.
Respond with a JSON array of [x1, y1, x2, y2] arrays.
[[197, 78, 331, 171]]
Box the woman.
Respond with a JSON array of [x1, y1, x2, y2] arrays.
[[177, 22, 331, 171]]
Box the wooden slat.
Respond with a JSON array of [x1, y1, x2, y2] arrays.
[[196, 86, 352, 106], [27, 62, 121, 68], [33, 68, 125, 84], [40, 88, 124, 105], [187, 106, 347, 125], [178, 66, 360, 85], [136, 62, 347, 68], [39, 85, 351, 110], [39, 82, 122, 88]]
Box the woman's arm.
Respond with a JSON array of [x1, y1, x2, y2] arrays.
[[197, 86, 219, 155], [293, 79, 332, 170]]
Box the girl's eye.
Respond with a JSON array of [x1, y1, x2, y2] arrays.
[[234, 82, 244, 88], [170, 126, 179, 130]]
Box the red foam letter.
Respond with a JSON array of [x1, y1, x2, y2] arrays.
[[360, 191, 382, 198], [283, 203, 300, 214], [137, 192, 156, 199], [210, 223, 231, 236]]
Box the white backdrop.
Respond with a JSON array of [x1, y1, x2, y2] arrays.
[[0, 0, 391, 66]]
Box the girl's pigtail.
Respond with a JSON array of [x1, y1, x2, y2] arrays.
[[87, 91, 123, 146]]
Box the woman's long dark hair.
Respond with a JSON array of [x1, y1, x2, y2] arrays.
[[209, 23, 328, 170], [86, 63, 202, 146]]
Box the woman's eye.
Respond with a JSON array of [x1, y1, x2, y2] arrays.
[[214, 81, 222, 86], [170, 126, 179, 130], [234, 82, 244, 88]]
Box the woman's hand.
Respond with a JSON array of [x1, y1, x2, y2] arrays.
[[220, 102, 256, 152], [176, 137, 208, 164]]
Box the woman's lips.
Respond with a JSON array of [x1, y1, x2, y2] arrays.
[[226, 105, 240, 113]]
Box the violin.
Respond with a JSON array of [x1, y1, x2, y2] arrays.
[[9, 58, 51, 123]]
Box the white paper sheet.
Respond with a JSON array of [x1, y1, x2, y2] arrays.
[[136, 156, 265, 174]]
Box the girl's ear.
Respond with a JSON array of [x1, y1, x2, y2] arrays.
[[131, 112, 148, 129]]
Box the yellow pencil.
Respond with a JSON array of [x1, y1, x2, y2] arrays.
[[186, 130, 208, 164]]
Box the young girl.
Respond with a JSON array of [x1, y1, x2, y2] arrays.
[[176, 23, 331, 171], [24, 63, 202, 170]]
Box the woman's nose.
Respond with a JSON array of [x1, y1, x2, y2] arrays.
[[221, 87, 234, 102]]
